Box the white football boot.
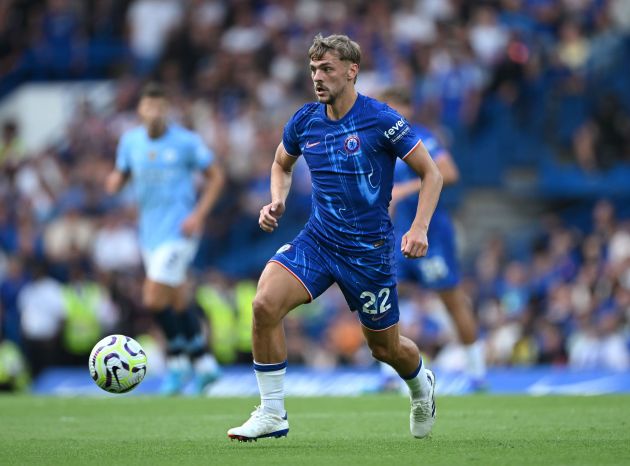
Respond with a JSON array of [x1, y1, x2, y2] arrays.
[[410, 369, 436, 438], [228, 406, 289, 442]]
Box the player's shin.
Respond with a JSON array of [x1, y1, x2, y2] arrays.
[[153, 307, 189, 394], [153, 307, 186, 358], [178, 306, 220, 391], [253, 360, 287, 416]]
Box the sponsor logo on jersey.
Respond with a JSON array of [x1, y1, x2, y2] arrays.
[[344, 135, 360, 154], [305, 141, 321, 148], [384, 119, 410, 143]]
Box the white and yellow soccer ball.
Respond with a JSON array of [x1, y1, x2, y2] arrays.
[[89, 335, 148, 393]]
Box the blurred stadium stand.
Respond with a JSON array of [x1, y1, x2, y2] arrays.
[[1, 0, 629, 392]]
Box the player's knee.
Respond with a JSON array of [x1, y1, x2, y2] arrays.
[[142, 288, 169, 311], [252, 293, 282, 327]]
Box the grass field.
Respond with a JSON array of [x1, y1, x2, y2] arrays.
[[1, 395, 629, 465]]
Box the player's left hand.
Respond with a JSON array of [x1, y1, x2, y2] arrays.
[[401, 226, 429, 258], [181, 211, 204, 236]]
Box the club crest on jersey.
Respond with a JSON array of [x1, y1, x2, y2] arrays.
[[147, 150, 157, 160], [344, 135, 360, 154]]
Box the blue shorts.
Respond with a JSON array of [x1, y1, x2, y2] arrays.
[[396, 215, 460, 290], [270, 230, 400, 331]]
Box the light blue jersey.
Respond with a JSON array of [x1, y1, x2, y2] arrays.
[[116, 123, 214, 250]]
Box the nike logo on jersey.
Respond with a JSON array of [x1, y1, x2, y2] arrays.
[[305, 141, 321, 148]]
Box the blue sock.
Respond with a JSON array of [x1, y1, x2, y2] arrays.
[[153, 307, 185, 356], [178, 306, 207, 360]]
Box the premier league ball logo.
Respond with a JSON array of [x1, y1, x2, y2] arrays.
[[344, 135, 360, 154]]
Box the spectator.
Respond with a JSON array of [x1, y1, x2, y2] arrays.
[[17, 262, 65, 377], [0, 120, 25, 167]]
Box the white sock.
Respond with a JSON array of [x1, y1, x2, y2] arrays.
[[465, 341, 486, 381], [193, 353, 219, 374], [254, 360, 287, 415], [166, 354, 190, 372], [402, 358, 431, 401]]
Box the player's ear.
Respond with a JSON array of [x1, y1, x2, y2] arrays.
[[347, 63, 359, 82]]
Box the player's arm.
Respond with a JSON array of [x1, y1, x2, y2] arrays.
[[106, 133, 132, 194], [400, 142, 443, 258], [392, 150, 458, 204], [105, 169, 130, 194], [181, 163, 226, 236], [259, 142, 299, 233]]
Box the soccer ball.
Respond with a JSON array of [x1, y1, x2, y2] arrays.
[[89, 334, 148, 393]]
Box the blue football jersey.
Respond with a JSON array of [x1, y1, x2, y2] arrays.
[[282, 93, 420, 254], [115, 123, 214, 250], [392, 124, 449, 235]]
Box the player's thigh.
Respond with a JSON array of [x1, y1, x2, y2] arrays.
[[142, 239, 198, 309], [254, 262, 312, 320], [142, 239, 198, 288], [172, 282, 192, 311], [256, 232, 335, 321], [334, 250, 400, 331], [142, 279, 176, 309]]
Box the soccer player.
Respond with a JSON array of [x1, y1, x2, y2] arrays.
[[105, 83, 224, 395], [227, 34, 443, 441], [381, 87, 486, 390]]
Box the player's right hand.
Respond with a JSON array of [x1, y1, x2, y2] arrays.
[[105, 171, 124, 195], [259, 201, 285, 232]]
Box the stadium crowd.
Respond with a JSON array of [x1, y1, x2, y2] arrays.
[[1, 0, 630, 388]]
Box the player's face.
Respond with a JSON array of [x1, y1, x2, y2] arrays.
[[310, 52, 357, 104], [137, 96, 167, 129]]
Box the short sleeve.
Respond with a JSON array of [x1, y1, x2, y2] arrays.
[[115, 133, 131, 173], [377, 106, 421, 160], [282, 112, 302, 157], [190, 133, 213, 170]]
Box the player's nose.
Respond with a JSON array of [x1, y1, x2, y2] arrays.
[[312, 69, 324, 82]]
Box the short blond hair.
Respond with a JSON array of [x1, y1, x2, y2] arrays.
[[308, 34, 361, 65]]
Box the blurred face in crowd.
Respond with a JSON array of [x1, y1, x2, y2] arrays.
[[310, 51, 358, 105], [137, 96, 168, 138]]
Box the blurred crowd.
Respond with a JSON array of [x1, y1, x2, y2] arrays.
[[1, 0, 630, 388]]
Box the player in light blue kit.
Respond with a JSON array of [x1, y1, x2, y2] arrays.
[[381, 87, 486, 390], [105, 83, 224, 395], [228, 35, 443, 441]]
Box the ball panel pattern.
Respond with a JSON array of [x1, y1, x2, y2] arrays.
[[88, 334, 147, 393]]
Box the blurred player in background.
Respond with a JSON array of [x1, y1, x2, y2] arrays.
[[381, 87, 486, 391], [228, 34, 443, 442], [105, 83, 225, 395]]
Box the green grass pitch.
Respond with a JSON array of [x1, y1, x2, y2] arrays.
[[1, 395, 629, 465]]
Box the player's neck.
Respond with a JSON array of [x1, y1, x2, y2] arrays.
[[326, 89, 358, 121], [146, 123, 167, 139]]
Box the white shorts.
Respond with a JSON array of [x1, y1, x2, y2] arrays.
[[142, 238, 199, 287]]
